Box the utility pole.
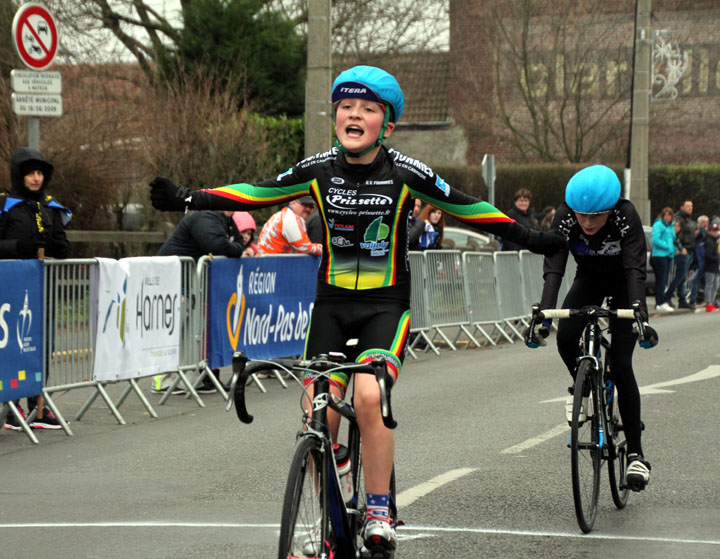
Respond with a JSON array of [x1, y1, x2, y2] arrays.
[[304, 0, 332, 157], [628, 0, 652, 224]]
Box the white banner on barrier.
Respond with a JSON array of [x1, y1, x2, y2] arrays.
[[93, 257, 181, 381]]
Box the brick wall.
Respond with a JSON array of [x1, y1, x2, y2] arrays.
[[448, 0, 720, 166]]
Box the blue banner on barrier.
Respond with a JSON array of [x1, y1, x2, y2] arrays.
[[207, 256, 319, 368], [0, 260, 44, 402]]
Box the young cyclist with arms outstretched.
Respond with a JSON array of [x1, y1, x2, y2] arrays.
[[150, 65, 566, 556], [527, 165, 658, 491]]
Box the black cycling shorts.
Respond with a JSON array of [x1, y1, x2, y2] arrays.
[[303, 299, 410, 392]]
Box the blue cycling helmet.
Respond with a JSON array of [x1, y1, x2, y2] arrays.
[[332, 65, 404, 122], [565, 165, 621, 214]]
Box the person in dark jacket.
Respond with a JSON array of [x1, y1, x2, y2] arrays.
[[1, 148, 71, 260], [703, 223, 720, 311], [665, 199, 696, 310], [1, 148, 71, 431], [157, 210, 245, 260], [155, 210, 246, 395], [502, 188, 539, 251], [305, 207, 323, 245]]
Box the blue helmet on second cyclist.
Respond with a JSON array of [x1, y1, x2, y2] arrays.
[[565, 165, 621, 215], [331, 65, 404, 157]]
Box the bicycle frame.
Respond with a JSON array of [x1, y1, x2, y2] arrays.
[[578, 317, 608, 452], [227, 351, 396, 558], [529, 304, 640, 532], [304, 373, 360, 555]]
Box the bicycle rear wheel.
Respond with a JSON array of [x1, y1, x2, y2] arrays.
[[278, 436, 331, 559], [606, 382, 630, 508], [570, 360, 602, 533]]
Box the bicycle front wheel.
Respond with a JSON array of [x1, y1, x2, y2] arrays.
[[278, 436, 331, 559], [570, 360, 602, 533], [606, 382, 630, 509]]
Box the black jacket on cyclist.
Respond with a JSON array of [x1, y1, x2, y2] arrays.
[[539, 198, 647, 313]]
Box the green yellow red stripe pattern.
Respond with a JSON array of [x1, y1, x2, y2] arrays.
[[357, 309, 410, 382], [408, 188, 512, 223], [381, 185, 413, 286], [203, 180, 315, 207]]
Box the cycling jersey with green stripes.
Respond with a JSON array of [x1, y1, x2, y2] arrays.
[[188, 145, 521, 303]]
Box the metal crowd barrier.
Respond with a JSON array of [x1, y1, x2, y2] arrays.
[[39, 257, 203, 438], [407, 249, 556, 357], [6, 249, 561, 442], [421, 250, 481, 351], [461, 252, 514, 346]]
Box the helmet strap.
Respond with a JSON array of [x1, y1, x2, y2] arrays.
[[335, 105, 391, 159]]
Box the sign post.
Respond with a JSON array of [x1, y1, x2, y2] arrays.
[[11, 2, 61, 150]]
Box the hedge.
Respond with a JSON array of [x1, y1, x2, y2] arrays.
[[433, 164, 720, 223]]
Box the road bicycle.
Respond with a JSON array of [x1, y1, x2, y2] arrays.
[[228, 351, 398, 559], [526, 303, 651, 533]]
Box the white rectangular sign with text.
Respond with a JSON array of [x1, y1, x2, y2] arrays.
[[93, 257, 181, 381]]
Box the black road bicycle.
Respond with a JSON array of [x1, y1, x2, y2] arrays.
[[527, 303, 651, 533], [228, 351, 398, 559]]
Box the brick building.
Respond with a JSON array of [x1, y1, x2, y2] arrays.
[[390, 0, 720, 167]]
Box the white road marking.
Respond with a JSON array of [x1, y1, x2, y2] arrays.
[[540, 365, 720, 403], [399, 525, 720, 546], [515, 365, 720, 452], [1, 521, 717, 546], [501, 424, 568, 454], [395, 467, 477, 508]]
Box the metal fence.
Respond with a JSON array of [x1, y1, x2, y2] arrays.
[[4, 249, 562, 443], [407, 249, 560, 354]]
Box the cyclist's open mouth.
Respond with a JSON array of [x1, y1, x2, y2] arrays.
[[346, 125, 364, 137]]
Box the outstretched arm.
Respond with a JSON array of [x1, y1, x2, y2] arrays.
[[150, 169, 316, 213]]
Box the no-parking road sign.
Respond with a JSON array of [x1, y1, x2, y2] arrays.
[[12, 3, 59, 71]]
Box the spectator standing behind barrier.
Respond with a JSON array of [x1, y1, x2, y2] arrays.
[[155, 210, 246, 395], [1, 148, 72, 431], [535, 205, 555, 226], [305, 205, 323, 245], [257, 196, 322, 255], [502, 188, 540, 251], [409, 204, 444, 250], [158, 210, 245, 261], [650, 207, 677, 312], [664, 199, 696, 311], [540, 208, 556, 231], [232, 211, 260, 257], [703, 223, 720, 312], [689, 215, 709, 305]]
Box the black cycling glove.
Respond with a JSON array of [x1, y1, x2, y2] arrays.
[[507, 222, 568, 256], [639, 325, 659, 349], [525, 320, 551, 348], [149, 177, 193, 212], [631, 301, 658, 349]]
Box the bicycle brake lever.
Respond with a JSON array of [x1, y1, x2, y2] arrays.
[[230, 351, 253, 424], [375, 366, 397, 430]]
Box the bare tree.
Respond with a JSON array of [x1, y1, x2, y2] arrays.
[[46, 0, 182, 73], [459, 0, 634, 163], [48, 1, 449, 69]]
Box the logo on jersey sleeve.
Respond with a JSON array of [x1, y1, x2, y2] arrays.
[[435, 175, 450, 197], [276, 168, 293, 181], [360, 216, 390, 256]]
